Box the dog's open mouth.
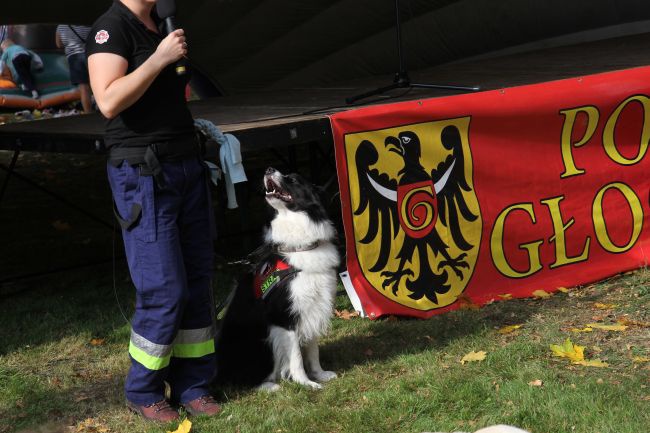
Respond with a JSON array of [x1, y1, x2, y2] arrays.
[[265, 177, 292, 202]]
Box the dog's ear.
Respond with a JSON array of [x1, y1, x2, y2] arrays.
[[313, 183, 325, 194]]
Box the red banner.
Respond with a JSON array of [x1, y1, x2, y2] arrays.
[[331, 66, 650, 319]]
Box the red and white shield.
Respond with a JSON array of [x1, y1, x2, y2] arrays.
[[397, 180, 437, 239]]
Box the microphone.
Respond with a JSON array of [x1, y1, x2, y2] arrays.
[[155, 0, 186, 75]]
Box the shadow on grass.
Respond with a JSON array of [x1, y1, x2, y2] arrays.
[[0, 363, 125, 433], [0, 261, 238, 356], [319, 285, 615, 374]]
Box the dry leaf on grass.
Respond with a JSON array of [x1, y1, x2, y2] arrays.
[[457, 294, 480, 310], [89, 338, 105, 346], [498, 293, 513, 300], [632, 357, 650, 363], [76, 418, 109, 433], [617, 317, 650, 328], [334, 309, 360, 320], [550, 338, 585, 362], [167, 419, 192, 433], [574, 359, 609, 368], [593, 302, 618, 309], [498, 324, 522, 334], [586, 323, 628, 331], [550, 338, 608, 367], [460, 350, 487, 364], [532, 289, 552, 299], [570, 327, 593, 333], [557, 287, 569, 293], [528, 379, 543, 387]]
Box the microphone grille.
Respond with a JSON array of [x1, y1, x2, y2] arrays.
[[156, 0, 177, 18]]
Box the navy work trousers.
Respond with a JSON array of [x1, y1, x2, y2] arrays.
[[108, 156, 217, 406]]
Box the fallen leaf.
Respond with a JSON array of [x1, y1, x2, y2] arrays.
[[498, 293, 513, 300], [550, 338, 585, 362], [457, 294, 480, 310], [586, 323, 628, 331], [617, 317, 650, 328], [90, 338, 105, 346], [167, 419, 192, 433], [557, 287, 569, 293], [498, 324, 522, 334], [74, 393, 90, 403], [532, 289, 552, 299], [460, 350, 487, 364], [76, 418, 110, 433], [632, 357, 650, 363], [52, 220, 72, 231], [570, 327, 593, 333], [574, 359, 609, 368], [528, 379, 543, 387], [593, 302, 618, 310], [334, 309, 359, 320]]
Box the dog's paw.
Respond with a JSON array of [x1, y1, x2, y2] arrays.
[[310, 370, 337, 383], [257, 382, 281, 392], [296, 379, 323, 390]]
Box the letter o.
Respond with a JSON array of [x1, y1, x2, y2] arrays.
[[603, 95, 650, 165], [592, 182, 643, 253]]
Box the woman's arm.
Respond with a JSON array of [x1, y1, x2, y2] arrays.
[[55, 31, 63, 49], [88, 29, 187, 119]]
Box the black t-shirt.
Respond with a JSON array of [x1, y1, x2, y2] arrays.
[[86, 1, 194, 148]]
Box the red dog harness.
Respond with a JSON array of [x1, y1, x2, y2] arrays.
[[253, 258, 297, 299]]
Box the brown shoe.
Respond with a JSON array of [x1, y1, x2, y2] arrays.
[[183, 395, 221, 417], [127, 399, 179, 422]]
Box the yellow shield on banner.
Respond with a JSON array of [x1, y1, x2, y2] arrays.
[[345, 117, 481, 310]]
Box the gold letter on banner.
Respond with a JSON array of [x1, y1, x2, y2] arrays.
[[491, 203, 544, 278], [559, 106, 599, 178], [603, 95, 650, 165], [541, 196, 590, 269], [592, 183, 643, 253]]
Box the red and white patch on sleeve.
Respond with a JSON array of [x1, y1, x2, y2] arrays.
[[95, 30, 110, 44]]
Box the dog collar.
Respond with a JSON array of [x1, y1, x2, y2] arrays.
[[253, 258, 297, 299], [275, 241, 320, 254]]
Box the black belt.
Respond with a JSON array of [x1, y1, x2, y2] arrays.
[[109, 137, 203, 189]]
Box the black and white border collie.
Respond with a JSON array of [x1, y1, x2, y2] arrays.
[[216, 167, 340, 390]]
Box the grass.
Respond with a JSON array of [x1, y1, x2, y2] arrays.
[[1, 150, 648, 433], [1, 263, 648, 433]]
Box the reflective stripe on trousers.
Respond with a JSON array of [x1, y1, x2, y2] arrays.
[[129, 327, 216, 370]]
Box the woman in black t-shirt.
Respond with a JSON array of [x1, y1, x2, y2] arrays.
[[87, 0, 220, 422]]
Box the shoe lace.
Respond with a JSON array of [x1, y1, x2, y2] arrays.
[[149, 400, 172, 413], [199, 395, 217, 406]]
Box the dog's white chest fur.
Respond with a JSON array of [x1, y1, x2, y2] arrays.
[[267, 209, 340, 343], [288, 250, 338, 342]]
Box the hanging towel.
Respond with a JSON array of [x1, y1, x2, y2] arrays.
[[194, 118, 248, 209]]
